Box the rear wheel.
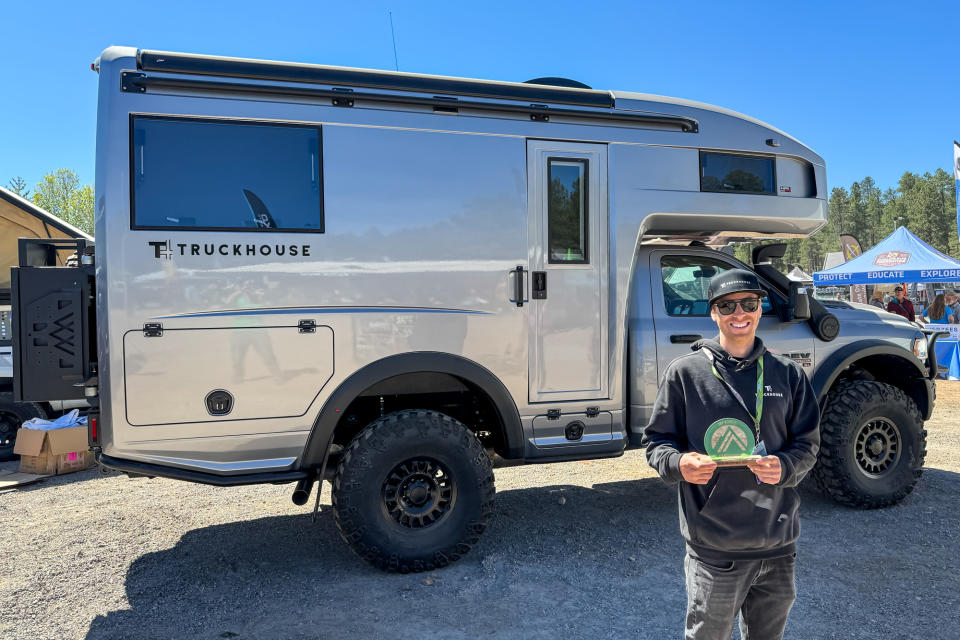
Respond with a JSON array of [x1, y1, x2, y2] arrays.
[[812, 380, 925, 508], [0, 392, 47, 461], [332, 410, 495, 572]]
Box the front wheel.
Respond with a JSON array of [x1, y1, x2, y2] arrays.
[[332, 410, 495, 572], [812, 380, 926, 508]]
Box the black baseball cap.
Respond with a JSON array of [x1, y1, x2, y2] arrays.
[[707, 269, 767, 305], [894, 285, 904, 291]]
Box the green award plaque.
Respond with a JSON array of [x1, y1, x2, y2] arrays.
[[704, 418, 762, 467]]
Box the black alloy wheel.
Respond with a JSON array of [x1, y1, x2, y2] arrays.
[[854, 417, 901, 477], [381, 457, 456, 529]]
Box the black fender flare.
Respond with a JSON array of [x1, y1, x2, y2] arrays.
[[812, 339, 929, 406], [299, 352, 524, 468]]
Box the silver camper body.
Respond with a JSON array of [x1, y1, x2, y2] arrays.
[[11, 47, 940, 571], [89, 47, 825, 473]]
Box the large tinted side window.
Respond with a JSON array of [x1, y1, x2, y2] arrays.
[[131, 116, 323, 232], [700, 152, 775, 195]]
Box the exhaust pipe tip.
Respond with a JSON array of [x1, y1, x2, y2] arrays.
[[291, 477, 315, 506]]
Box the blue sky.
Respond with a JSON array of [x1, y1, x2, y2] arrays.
[[2, 0, 957, 196]]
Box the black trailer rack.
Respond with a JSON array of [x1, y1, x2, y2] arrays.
[[11, 238, 96, 402]]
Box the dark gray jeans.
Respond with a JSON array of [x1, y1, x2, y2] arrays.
[[684, 553, 796, 640]]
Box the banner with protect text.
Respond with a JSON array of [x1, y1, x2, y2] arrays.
[[839, 234, 868, 303]]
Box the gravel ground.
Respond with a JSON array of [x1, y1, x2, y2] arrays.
[[3, 383, 960, 640]]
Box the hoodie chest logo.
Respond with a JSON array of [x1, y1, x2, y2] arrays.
[[764, 385, 785, 398]]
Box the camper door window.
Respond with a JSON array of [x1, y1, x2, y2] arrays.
[[547, 158, 589, 264], [130, 116, 324, 232]]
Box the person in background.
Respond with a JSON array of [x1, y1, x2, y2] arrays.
[[945, 291, 960, 324], [869, 291, 885, 309], [886, 285, 915, 322], [923, 293, 954, 324]]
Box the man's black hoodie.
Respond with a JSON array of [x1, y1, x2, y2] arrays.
[[642, 337, 820, 562]]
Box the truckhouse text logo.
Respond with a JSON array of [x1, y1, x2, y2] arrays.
[[148, 240, 312, 260]]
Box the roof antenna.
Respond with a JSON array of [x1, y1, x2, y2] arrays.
[[389, 12, 399, 71]]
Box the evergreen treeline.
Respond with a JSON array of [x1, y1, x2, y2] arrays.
[[734, 169, 958, 271]]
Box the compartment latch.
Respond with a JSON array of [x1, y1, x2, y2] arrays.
[[298, 319, 317, 334], [143, 323, 163, 337]]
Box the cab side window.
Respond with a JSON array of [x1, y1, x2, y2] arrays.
[[661, 255, 773, 316]]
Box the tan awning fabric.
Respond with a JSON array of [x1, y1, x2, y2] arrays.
[[0, 192, 89, 289]]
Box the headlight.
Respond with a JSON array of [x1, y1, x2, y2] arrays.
[[913, 337, 928, 360]]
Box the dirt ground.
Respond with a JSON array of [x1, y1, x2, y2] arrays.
[[3, 383, 960, 640]]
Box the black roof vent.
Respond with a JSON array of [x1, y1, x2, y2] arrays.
[[524, 77, 593, 90]]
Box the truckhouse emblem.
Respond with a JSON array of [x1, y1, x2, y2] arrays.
[[148, 240, 312, 259], [148, 240, 174, 260]]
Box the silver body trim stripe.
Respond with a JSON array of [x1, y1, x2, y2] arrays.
[[139, 455, 297, 472]]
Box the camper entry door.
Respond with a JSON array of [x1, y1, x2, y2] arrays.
[[526, 140, 609, 403]]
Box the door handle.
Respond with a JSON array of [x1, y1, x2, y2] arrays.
[[670, 334, 702, 344], [509, 266, 527, 307]]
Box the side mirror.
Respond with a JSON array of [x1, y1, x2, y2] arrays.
[[790, 282, 811, 321]]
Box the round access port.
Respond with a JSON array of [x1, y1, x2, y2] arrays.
[[564, 420, 585, 441], [205, 390, 234, 416]]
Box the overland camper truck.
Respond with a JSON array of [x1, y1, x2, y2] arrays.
[[11, 47, 944, 572]]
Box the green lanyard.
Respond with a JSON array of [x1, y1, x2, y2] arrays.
[[705, 351, 764, 440]]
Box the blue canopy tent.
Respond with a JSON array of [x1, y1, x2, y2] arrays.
[[813, 227, 960, 285]]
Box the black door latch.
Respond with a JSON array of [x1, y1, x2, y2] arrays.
[[532, 271, 547, 299]]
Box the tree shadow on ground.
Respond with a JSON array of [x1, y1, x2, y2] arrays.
[[86, 471, 960, 640]]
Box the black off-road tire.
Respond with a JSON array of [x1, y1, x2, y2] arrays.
[[0, 392, 48, 461], [332, 410, 495, 573], [812, 380, 925, 508]]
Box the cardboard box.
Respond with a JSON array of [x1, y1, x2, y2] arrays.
[[13, 426, 94, 475]]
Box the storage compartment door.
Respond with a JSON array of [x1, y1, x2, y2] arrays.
[[123, 325, 333, 426]]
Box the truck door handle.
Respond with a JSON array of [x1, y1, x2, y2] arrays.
[[670, 334, 701, 343]]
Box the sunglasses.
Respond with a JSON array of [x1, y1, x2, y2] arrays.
[[713, 297, 761, 315]]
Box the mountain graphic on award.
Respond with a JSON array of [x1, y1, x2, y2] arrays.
[[705, 418, 762, 467]]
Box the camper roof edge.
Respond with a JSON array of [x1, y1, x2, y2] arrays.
[[136, 48, 616, 109]]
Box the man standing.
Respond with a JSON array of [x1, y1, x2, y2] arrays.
[[886, 285, 915, 321], [642, 269, 820, 640]]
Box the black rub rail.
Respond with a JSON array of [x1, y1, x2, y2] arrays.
[[121, 72, 699, 132], [97, 452, 309, 487]]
